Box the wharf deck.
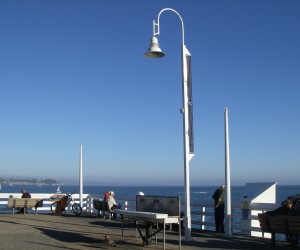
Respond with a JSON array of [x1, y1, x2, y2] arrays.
[[0, 213, 293, 250]]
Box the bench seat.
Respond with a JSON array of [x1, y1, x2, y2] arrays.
[[93, 200, 112, 219], [8, 198, 43, 215], [258, 213, 300, 247]]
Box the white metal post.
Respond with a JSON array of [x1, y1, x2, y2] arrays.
[[79, 143, 83, 207], [224, 107, 232, 236]]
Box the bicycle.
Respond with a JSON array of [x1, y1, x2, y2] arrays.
[[50, 193, 82, 216]]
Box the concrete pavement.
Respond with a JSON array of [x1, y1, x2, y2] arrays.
[[0, 213, 294, 249]]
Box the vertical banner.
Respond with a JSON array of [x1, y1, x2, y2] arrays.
[[186, 53, 194, 154], [182, 45, 194, 241]]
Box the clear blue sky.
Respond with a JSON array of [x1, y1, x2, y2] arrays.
[[0, 0, 299, 186]]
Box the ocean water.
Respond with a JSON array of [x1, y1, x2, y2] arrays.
[[1, 184, 299, 204]]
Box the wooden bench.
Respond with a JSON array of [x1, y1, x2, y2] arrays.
[[287, 216, 300, 246], [258, 213, 300, 247], [93, 200, 112, 219], [8, 198, 43, 215]]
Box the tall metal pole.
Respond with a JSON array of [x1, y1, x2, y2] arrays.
[[79, 143, 83, 207], [146, 8, 194, 241], [224, 107, 232, 236]]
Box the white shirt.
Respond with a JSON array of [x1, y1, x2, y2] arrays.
[[107, 195, 117, 210]]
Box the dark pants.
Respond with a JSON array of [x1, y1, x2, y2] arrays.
[[111, 204, 122, 219], [18, 207, 26, 214], [214, 204, 225, 233]]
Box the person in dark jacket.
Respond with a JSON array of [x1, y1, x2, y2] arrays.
[[18, 189, 31, 214], [265, 199, 293, 216], [290, 200, 300, 216], [21, 189, 31, 198], [287, 194, 300, 207], [212, 185, 225, 233], [265, 198, 293, 242]]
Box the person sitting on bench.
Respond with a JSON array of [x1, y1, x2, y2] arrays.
[[265, 198, 293, 242], [104, 191, 110, 201], [18, 189, 31, 214], [107, 191, 122, 218], [265, 198, 293, 216]]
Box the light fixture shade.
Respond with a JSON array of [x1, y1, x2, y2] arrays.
[[144, 36, 165, 58]]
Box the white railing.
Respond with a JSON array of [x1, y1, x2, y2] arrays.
[[189, 200, 279, 238], [0, 193, 91, 214], [0, 193, 279, 238], [190, 201, 243, 231], [0, 193, 133, 214]]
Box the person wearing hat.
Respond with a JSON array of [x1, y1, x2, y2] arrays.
[[107, 191, 122, 219], [265, 198, 293, 242], [265, 198, 293, 216], [212, 185, 225, 233]]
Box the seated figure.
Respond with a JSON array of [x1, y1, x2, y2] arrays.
[[107, 191, 122, 219], [104, 191, 110, 201], [265, 199, 293, 216], [18, 189, 31, 214]]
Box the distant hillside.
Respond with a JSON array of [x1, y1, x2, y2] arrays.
[[0, 177, 60, 185]]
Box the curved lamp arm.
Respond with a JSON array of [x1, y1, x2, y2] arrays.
[[152, 8, 185, 45]]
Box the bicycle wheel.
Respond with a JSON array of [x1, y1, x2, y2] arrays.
[[72, 203, 82, 216], [51, 203, 57, 214]]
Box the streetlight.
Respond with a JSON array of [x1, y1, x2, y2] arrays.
[[144, 8, 194, 241]]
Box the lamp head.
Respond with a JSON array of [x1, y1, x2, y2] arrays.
[[144, 36, 165, 58]]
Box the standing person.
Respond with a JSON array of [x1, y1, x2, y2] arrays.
[[212, 185, 225, 233], [107, 191, 122, 219], [18, 189, 31, 214]]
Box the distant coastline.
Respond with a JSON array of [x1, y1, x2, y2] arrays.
[[0, 178, 62, 186]]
